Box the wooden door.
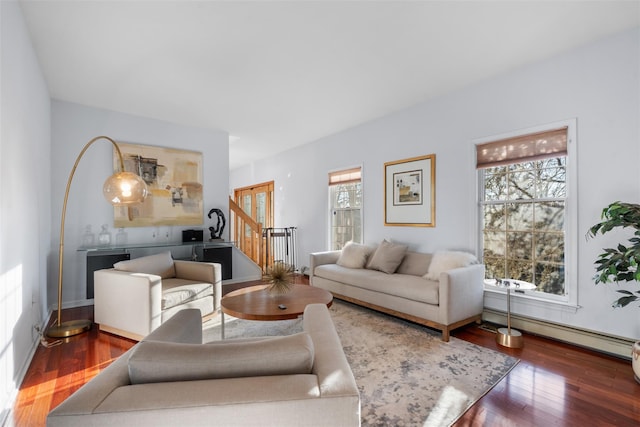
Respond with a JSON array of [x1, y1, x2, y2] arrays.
[[234, 181, 274, 264]]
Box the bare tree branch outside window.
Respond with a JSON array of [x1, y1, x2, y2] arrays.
[[481, 158, 566, 295]]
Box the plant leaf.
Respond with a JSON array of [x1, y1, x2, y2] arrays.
[[613, 295, 639, 308]]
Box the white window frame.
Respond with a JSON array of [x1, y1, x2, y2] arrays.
[[328, 165, 364, 251], [474, 119, 578, 308]]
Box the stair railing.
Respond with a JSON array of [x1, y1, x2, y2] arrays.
[[228, 196, 264, 270]]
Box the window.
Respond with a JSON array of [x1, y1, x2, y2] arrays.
[[329, 167, 362, 250], [476, 122, 576, 303]]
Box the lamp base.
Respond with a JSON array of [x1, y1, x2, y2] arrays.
[[46, 319, 92, 338], [496, 327, 524, 348]]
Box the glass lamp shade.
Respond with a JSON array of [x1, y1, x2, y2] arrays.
[[102, 171, 148, 206]]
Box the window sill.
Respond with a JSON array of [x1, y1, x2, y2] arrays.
[[483, 287, 581, 314]]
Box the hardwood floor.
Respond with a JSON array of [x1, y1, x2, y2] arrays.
[[6, 304, 136, 427], [7, 277, 640, 426], [451, 324, 640, 426]]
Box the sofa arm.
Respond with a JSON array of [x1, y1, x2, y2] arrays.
[[438, 264, 485, 325], [47, 309, 203, 424], [174, 260, 222, 310], [303, 304, 359, 400], [94, 269, 163, 339], [309, 251, 340, 277]]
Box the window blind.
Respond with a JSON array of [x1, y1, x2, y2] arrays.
[[329, 167, 361, 185], [476, 127, 568, 169]]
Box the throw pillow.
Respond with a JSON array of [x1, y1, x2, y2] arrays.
[[423, 250, 477, 281], [337, 241, 371, 269], [113, 251, 176, 279], [128, 332, 315, 384], [366, 239, 408, 274], [396, 251, 432, 277]]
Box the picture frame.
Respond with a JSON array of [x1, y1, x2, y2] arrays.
[[384, 154, 435, 227], [113, 142, 204, 227]]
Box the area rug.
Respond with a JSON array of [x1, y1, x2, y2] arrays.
[[203, 300, 518, 427]]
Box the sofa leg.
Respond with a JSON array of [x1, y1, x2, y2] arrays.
[[441, 329, 450, 342]]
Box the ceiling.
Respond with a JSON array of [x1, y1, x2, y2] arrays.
[[19, 1, 640, 170]]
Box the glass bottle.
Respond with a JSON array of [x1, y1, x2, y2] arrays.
[[115, 227, 128, 246], [98, 224, 112, 246], [82, 225, 95, 247]]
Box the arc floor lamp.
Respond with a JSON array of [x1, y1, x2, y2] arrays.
[[46, 136, 148, 338]]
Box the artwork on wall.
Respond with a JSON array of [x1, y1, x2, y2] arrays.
[[113, 143, 203, 227], [384, 154, 435, 227]]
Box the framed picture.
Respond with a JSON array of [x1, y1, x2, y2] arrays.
[[384, 154, 435, 227], [113, 142, 204, 227]]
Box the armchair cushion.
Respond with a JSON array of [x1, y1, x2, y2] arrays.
[[161, 278, 213, 310], [114, 251, 176, 279], [128, 332, 315, 384]]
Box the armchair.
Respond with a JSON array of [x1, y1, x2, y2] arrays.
[[94, 251, 221, 340]]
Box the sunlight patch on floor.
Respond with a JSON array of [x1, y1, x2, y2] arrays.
[[423, 385, 470, 427]]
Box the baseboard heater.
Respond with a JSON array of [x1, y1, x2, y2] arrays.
[[483, 309, 634, 360]]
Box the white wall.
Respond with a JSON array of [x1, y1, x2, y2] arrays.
[[231, 28, 640, 341], [50, 101, 229, 309], [0, 0, 51, 420]]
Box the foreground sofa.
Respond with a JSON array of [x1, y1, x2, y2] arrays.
[[310, 240, 485, 341], [47, 305, 360, 427]]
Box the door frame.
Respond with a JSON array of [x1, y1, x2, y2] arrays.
[[233, 181, 274, 228], [233, 181, 274, 263]]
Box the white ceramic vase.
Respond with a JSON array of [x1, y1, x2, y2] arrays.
[[633, 341, 640, 384]]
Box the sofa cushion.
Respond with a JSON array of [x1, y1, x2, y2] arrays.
[[366, 239, 408, 274], [424, 250, 477, 280], [161, 278, 214, 310], [337, 242, 372, 269], [114, 251, 176, 279], [128, 332, 315, 384], [314, 264, 439, 305]]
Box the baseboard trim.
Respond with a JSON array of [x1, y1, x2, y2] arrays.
[[483, 309, 635, 360]]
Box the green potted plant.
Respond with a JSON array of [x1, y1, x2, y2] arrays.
[[587, 201, 640, 383]]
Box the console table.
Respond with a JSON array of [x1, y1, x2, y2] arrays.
[[80, 241, 234, 298]]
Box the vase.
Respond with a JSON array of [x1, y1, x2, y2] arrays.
[[633, 341, 640, 384]]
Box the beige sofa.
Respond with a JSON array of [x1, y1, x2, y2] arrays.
[[94, 251, 221, 340], [310, 241, 485, 341], [47, 305, 360, 427]]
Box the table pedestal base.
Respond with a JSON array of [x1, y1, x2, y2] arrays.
[[496, 327, 524, 348]]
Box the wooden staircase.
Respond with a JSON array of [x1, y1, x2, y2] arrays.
[[229, 196, 265, 270], [228, 197, 298, 273]]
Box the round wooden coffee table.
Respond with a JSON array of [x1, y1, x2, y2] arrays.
[[220, 284, 333, 338]]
